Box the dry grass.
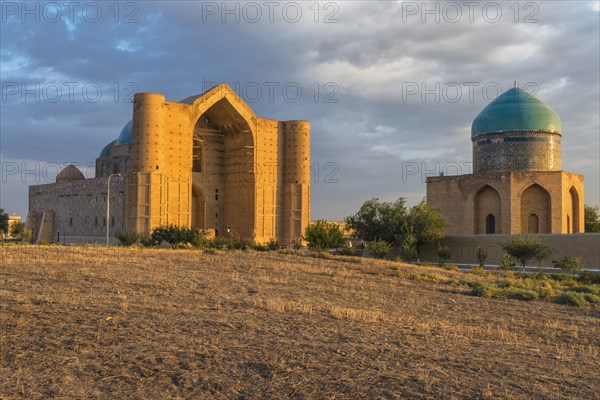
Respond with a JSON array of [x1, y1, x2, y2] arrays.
[[1, 245, 599, 399]]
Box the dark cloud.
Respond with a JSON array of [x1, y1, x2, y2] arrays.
[[1, 1, 598, 220]]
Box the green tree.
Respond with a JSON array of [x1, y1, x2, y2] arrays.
[[436, 245, 451, 267], [9, 222, 25, 238], [367, 240, 391, 259], [0, 209, 8, 236], [553, 256, 583, 276], [304, 220, 344, 252], [501, 235, 552, 271], [345, 198, 409, 245], [584, 204, 600, 232], [476, 247, 488, 267], [407, 200, 448, 257]]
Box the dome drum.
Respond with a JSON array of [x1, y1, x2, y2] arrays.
[[473, 130, 562, 173]]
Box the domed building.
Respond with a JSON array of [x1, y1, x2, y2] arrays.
[[427, 85, 584, 235], [27, 84, 311, 244]]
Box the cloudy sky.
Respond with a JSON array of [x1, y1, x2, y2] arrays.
[[1, 1, 599, 220]]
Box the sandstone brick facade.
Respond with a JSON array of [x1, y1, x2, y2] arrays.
[[28, 84, 310, 244]]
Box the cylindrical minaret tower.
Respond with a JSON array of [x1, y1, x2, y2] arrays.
[[132, 92, 166, 172], [282, 120, 311, 243], [471, 86, 562, 174]]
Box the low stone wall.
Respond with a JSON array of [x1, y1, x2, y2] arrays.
[[421, 233, 600, 269]]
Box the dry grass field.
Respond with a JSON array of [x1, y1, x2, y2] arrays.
[[1, 245, 599, 399]]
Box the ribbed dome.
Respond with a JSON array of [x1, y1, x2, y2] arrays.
[[56, 164, 85, 182], [471, 87, 562, 138], [116, 120, 133, 144]]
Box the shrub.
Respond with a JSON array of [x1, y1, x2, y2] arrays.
[[496, 288, 539, 301], [38, 240, 50, 246], [436, 245, 451, 267], [583, 294, 600, 304], [476, 247, 488, 267], [566, 286, 600, 295], [191, 230, 208, 249], [151, 225, 198, 247], [578, 271, 600, 285], [553, 256, 583, 276], [443, 264, 460, 272], [367, 240, 391, 259], [500, 252, 517, 271], [553, 292, 589, 307], [139, 234, 156, 247], [116, 231, 139, 246], [304, 220, 345, 252], [502, 235, 551, 271], [471, 266, 485, 275], [470, 282, 496, 298], [252, 239, 279, 252]]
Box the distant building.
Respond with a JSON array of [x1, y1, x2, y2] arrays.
[[27, 84, 311, 244], [427, 85, 584, 234], [6, 215, 21, 238]]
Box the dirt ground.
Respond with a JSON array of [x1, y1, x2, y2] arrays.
[[1, 245, 599, 399]]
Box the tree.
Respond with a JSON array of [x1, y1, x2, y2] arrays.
[[345, 198, 408, 245], [9, 222, 25, 238], [304, 220, 344, 252], [584, 204, 600, 232], [367, 240, 391, 259], [553, 256, 583, 276], [407, 199, 448, 257], [476, 247, 488, 267], [501, 235, 552, 271], [0, 209, 8, 237]]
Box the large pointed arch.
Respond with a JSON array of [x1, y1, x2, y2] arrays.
[[474, 184, 502, 234], [185, 84, 257, 240], [520, 184, 551, 233]]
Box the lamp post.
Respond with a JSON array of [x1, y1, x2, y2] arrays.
[[106, 173, 122, 246]]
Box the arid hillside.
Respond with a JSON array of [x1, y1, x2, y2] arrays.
[[1, 245, 599, 399]]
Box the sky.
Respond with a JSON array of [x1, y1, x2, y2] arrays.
[[1, 0, 599, 221]]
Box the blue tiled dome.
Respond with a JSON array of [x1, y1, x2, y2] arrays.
[[116, 119, 133, 145], [99, 139, 117, 157], [472, 87, 562, 137]]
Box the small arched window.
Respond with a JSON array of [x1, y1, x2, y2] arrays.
[[528, 214, 539, 233], [485, 214, 495, 234]]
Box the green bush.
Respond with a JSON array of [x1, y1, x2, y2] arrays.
[[115, 231, 139, 246], [304, 220, 344, 252], [471, 266, 486, 275], [470, 282, 497, 298], [496, 288, 539, 301], [367, 240, 391, 259], [252, 239, 280, 252], [584, 293, 600, 304], [553, 256, 583, 276], [500, 252, 517, 271], [476, 247, 488, 267], [151, 225, 198, 247], [578, 271, 600, 285], [139, 234, 156, 247], [566, 286, 600, 295], [436, 245, 451, 267], [553, 292, 589, 307]]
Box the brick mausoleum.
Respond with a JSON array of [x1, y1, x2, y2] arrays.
[[427, 85, 584, 235], [27, 84, 310, 244]]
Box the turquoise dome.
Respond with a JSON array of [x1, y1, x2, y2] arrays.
[[99, 139, 117, 157], [116, 119, 133, 144], [472, 87, 562, 137]]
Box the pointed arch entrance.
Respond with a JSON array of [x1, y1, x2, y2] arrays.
[[521, 184, 551, 233], [474, 185, 501, 234], [188, 87, 256, 240]]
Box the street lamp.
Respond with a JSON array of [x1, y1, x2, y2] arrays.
[[106, 173, 122, 246]]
